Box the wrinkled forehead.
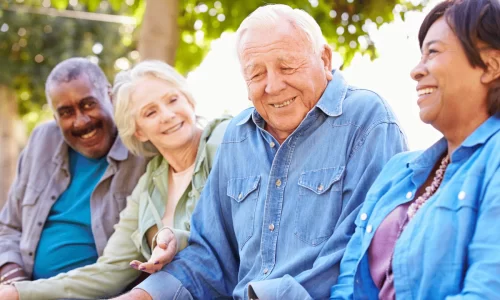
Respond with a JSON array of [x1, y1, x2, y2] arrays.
[[49, 75, 104, 105], [237, 22, 312, 62]]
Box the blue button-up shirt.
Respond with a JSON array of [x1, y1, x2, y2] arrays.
[[331, 114, 500, 300], [137, 71, 407, 299]]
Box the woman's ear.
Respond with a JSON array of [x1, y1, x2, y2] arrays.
[[481, 49, 500, 84], [134, 129, 149, 143]]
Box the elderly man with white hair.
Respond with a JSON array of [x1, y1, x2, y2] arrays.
[[119, 4, 407, 300]]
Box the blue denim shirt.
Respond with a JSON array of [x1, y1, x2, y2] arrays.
[[331, 114, 500, 300], [137, 71, 407, 300]]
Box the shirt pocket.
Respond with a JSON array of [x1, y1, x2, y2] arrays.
[[295, 166, 345, 246], [227, 176, 261, 250]]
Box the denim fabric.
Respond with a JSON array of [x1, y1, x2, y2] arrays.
[[137, 71, 407, 299], [331, 114, 500, 300]]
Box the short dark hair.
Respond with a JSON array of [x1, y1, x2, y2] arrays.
[[45, 57, 110, 108], [418, 0, 500, 115]]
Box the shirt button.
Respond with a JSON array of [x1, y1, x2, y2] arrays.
[[238, 193, 243, 200], [275, 179, 282, 187], [263, 268, 269, 274], [51, 195, 56, 200], [406, 191, 413, 199], [458, 191, 466, 200], [366, 225, 373, 233], [270, 142, 275, 148], [29, 252, 33, 256], [360, 213, 368, 221], [269, 224, 275, 231], [317, 184, 324, 192], [37, 222, 43, 227]]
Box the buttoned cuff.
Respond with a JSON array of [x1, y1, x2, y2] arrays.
[[0, 252, 24, 271], [135, 270, 193, 300], [248, 275, 312, 300]]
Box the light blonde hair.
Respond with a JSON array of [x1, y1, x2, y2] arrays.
[[113, 60, 197, 157], [235, 4, 328, 55]]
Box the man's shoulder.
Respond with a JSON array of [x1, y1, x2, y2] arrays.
[[25, 121, 63, 155], [220, 108, 254, 143], [343, 86, 397, 122]]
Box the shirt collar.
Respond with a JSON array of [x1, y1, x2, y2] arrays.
[[236, 70, 348, 127], [460, 113, 500, 148], [52, 133, 128, 164], [408, 113, 500, 169]]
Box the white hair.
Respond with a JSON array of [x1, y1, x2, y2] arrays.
[[235, 4, 327, 55], [113, 60, 197, 157]]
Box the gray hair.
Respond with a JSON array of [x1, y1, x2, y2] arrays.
[[46, 57, 109, 109], [235, 4, 327, 55], [113, 60, 197, 157]]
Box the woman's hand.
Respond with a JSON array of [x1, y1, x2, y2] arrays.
[[0, 285, 20, 300], [129, 228, 177, 274]]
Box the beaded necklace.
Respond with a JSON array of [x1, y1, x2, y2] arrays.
[[382, 154, 450, 292], [407, 154, 450, 220]]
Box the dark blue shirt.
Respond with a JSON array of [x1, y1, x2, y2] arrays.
[[33, 148, 108, 280]]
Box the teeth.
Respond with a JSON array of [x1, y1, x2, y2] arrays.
[[81, 129, 97, 139], [273, 97, 296, 108], [417, 88, 436, 96], [164, 123, 183, 134]]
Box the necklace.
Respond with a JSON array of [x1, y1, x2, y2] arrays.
[[407, 154, 450, 220], [382, 154, 451, 290]]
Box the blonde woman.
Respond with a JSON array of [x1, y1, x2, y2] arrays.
[[1, 60, 230, 299]]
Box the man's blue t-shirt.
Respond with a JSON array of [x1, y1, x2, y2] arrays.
[[33, 148, 108, 280]]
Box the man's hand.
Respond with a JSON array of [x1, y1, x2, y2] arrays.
[[0, 285, 20, 300], [129, 228, 177, 274], [111, 288, 152, 300]]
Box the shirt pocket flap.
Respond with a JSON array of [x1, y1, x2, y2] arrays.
[[22, 186, 42, 206], [227, 176, 261, 202], [435, 177, 480, 211], [298, 166, 345, 195]]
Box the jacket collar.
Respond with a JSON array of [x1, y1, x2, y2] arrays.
[[236, 70, 348, 127]]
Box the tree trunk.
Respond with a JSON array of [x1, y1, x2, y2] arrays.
[[0, 85, 24, 209], [138, 0, 179, 65]]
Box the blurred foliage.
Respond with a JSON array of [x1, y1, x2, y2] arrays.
[[0, 0, 426, 133], [0, 0, 139, 133]]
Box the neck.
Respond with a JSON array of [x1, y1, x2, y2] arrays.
[[265, 125, 291, 145], [441, 111, 489, 155], [158, 128, 203, 173]]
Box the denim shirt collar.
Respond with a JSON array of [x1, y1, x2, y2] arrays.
[[409, 113, 500, 171], [236, 70, 347, 127]]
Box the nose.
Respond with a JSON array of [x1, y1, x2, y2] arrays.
[[265, 70, 287, 95], [159, 105, 175, 123], [410, 59, 428, 82], [73, 111, 91, 128]]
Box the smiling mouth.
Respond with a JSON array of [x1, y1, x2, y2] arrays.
[[81, 129, 97, 139], [417, 88, 437, 97], [162, 122, 183, 135], [272, 96, 296, 108]]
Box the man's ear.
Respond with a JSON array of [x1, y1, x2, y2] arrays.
[[481, 49, 500, 85], [321, 44, 333, 81]]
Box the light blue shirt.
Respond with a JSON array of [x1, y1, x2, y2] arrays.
[[137, 71, 407, 299], [331, 114, 500, 299], [33, 148, 107, 279]]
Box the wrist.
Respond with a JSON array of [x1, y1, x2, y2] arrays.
[[0, 264, 27, 284]]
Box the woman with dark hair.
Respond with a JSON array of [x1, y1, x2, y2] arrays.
[[331, 0, 500, 299]]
